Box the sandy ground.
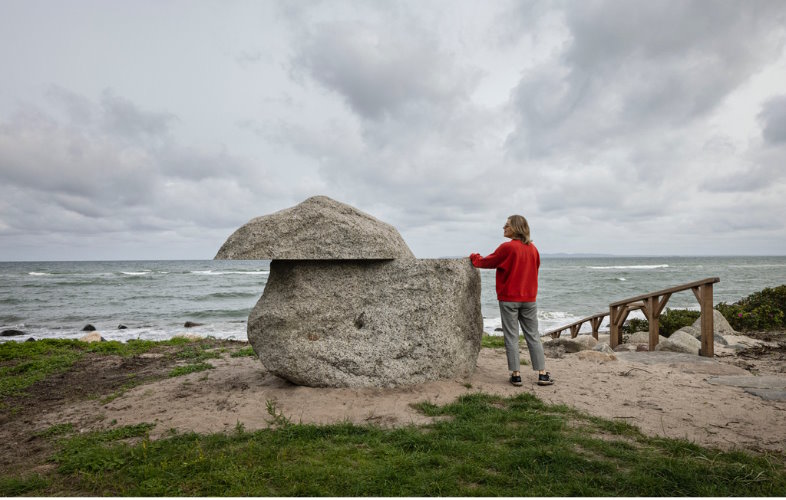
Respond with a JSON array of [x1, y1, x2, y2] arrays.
[[40, 338, 786, 454]]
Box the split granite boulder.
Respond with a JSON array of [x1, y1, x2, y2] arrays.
[[215, 195, 482, 388], [248, 259, 482, 387], [214, 195, 414, 260]]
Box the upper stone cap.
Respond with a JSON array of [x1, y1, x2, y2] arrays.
[[214, 195, 415, 260]]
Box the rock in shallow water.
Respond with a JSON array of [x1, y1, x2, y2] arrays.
[[248, 258, 482, 388], [1, 329, 25, 337]]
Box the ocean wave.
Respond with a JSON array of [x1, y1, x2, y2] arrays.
[[28, 272, 52, 276], [121, 271, 153, 276], [187, 308, 252, 319], [196, 292, 260, 300], [191, 270, 269, 275], [588, 264, 669, 270]]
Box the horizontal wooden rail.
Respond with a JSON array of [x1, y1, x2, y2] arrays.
[[545, 277, 720, 358], [609, 277, 720, 357], [545, 312, 608, 340], [609, 277, 720, 307]]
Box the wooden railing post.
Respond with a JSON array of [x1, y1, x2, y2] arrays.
[[646, 296, 659, 351], [590, 316, 602, 340], [609, 306, 619, 348], [699, 283, 714, 357]]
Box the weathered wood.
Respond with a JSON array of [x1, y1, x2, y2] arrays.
[[554, 277, 719, 357], [590, 316, 603, 340], [700, 282, 714, 357], [609, 304, 632, 348], [655, 292, 672, 316], [647, 296, 660, 351], [544, 312, 608, 338], [609, 277, 719, 307]]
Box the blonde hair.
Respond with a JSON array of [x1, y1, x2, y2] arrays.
[[507, 215, 531, 244]]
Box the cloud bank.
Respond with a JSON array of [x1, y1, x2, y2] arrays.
[[0, 0, 784, 259]]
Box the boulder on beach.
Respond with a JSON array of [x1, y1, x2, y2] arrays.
[[248, 258, 482, 388], [627, 331, 668, 345], [691, 309, 737, 337], [173, 333, 204, 341], [82, 324, 96, 332], [577, 350, 617, 363], [1, 329, 26, 337], [593, 342, 614, 354], [80, 332, 106, 343], [214, 195, 415, 260], [682, 310, 734, 344], [655, 330, 701, 355], [184, 321, 204, 328], [543, 335, 597, 353]]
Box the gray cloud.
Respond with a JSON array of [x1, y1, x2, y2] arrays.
[[0, 88, 279, 252], [1, 0, 785, 259], [292, 20, 480, 121], [759, 94, 786, 145], [506, 0, 786, 159]]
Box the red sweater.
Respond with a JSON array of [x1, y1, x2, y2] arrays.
[[470, 240, 540, 302]]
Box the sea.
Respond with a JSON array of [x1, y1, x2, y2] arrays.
[[1, 256, 785, 343]]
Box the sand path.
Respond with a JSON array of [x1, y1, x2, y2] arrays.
[[45, 346, 786, 453]]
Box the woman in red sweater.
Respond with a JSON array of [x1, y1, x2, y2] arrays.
[[470, 215, 554, 387]]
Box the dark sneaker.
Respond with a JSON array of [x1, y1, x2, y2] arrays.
[[537, 372, 555, 386], [510, 375, 523, 386]]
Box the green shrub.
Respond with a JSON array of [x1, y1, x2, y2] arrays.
[[659, 308, 701, 336], [715, 285, 786, 331], [622, 309, 700, 337], [622, 318, 648, 334]]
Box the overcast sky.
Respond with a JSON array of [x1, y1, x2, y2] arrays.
[[1, 0, 785, 260]]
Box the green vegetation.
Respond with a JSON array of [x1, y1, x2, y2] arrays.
[[168, 362, 214, 378], [482, 334, 531, 348], [175, 343, 221, 363], [623, 285, 786, 335], [716, 285, 786, 331], [0, 338, 223, 403], [622, 308, 701, 337], [481, 334, 509, 348], [231, 346, 257, 357], [4, 393, 784, 496]]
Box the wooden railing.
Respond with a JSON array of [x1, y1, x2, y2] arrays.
[[546, 277, 720, 358], [545, 312, 608, 340]]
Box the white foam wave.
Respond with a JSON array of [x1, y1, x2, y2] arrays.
[[121, 271, 152, 275], [588, 264, 669, 270], [28, 272, 52, 276], [192, 270, 269, 275]]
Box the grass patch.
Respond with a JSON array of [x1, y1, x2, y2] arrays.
[[482, 334, 528, 348], [230, 346, 256, 358], [0, 351, 81, 400], [0, 338, 226, 403], [174, 343, 222, 363], [35, 423, 75, 439], [12, 393, 786, 496], [168, 363, 214, 378], [0, 474, 50, 496]]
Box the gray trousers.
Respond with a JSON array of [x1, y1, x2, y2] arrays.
[[499, 301, 546, 372]]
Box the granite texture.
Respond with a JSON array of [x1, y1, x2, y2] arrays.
[[247, 258, 482, 388], [215, 195, 414, 260]]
